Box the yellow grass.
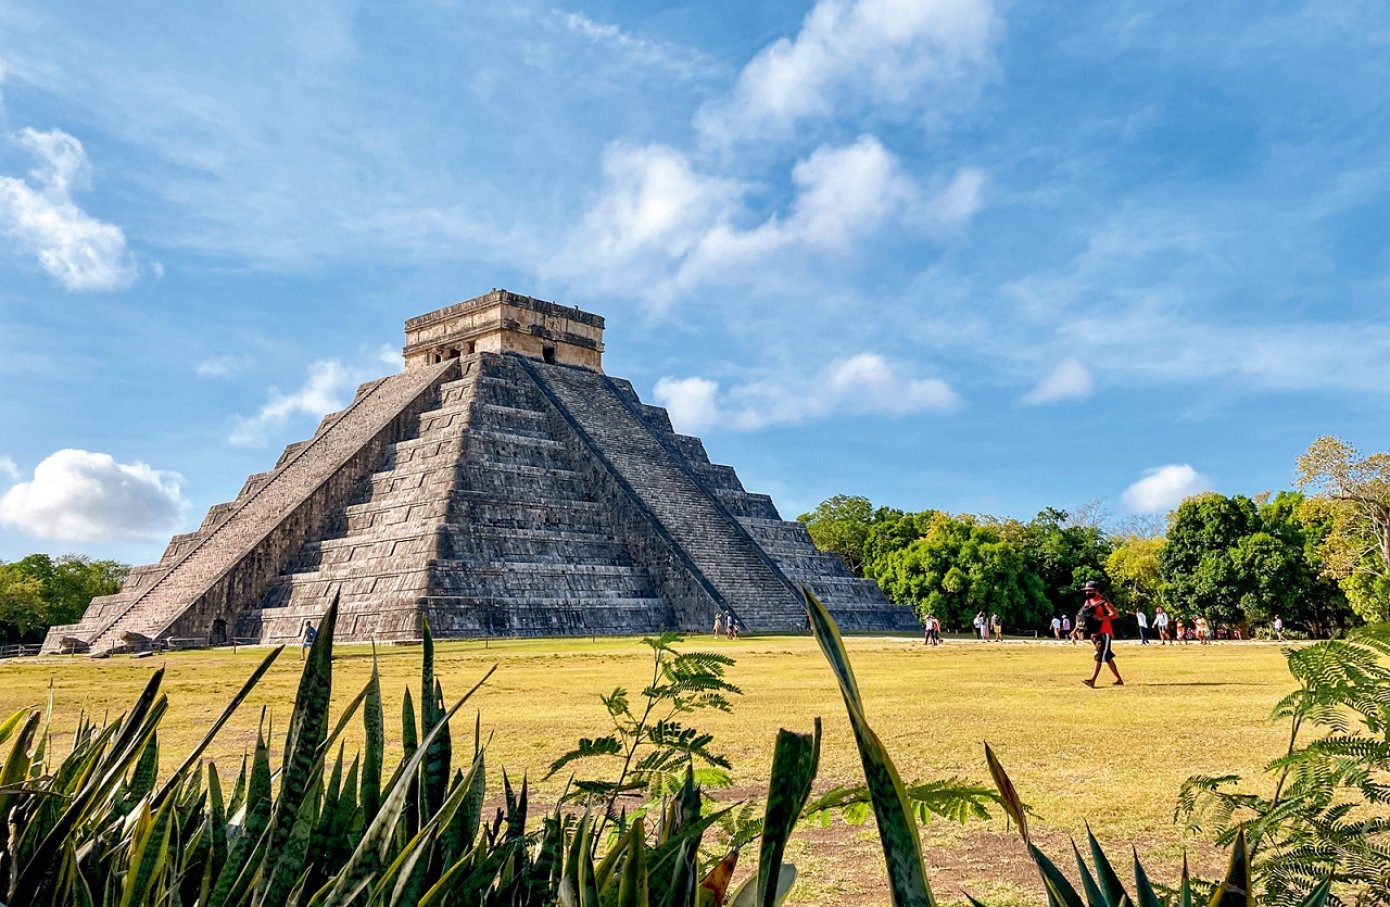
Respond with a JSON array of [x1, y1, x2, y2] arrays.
[[0, 635, 1294, 905]]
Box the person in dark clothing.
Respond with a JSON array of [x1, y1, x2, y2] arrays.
[[1079, 580, 1124, 688]]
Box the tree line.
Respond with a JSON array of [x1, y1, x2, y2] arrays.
[[799, 436, 1390, 636], [0, 554, 127, 644]]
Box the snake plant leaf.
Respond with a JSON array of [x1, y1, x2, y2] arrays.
[[362, 649, 384, 823], [700, 847, 739, 906], [1030, 844, 1086, 907], [1131, 848, 1161, 907], [272, 595, 339, 861], [758, 721, 820, 907], [1206, 828, 1252, 907], [1294, 877, 1333, 907], [1178, 854, 1193, 907], [1072, 839, 1108, 907], [10, 669, 168, 907], [804, 586, 934, 907], [154, 645, 282, 807], [260, 777, 323, 907], [616, 816, 650, 907], [1086, 823, 1130, 907], [118, 795, 175, 907], [208, 763, 229, 884], [731, 866, 796, 907], [314, 663, 496, 907]]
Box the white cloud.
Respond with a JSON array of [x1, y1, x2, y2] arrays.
[[375, 342, 403, 370], [0, 128, 137, 290], [554, 136, 980, 305], [1121, 464, 1214, 514], [654, 352, 959, 433], [0, 455, 20, 482], [196, 354, 253, 378], [695, 0, 1000, 146], [551, 11, 720, 82], [228, 359, 358, 447], [1021, 357, 1094, 405], [0, 449, 187, 541], [652, 377, 722, 434]]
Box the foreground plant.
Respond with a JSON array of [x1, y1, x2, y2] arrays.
[[1177, 625, 1390, 907]]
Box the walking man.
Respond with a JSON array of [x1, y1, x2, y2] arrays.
[[1273, 615, 1285, 642], [1080, 580, 1124, 688], [1136, 608, 1150, 645], [1050, 615, 1062, 640]]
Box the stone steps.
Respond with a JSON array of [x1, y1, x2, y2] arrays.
[[78, 363, 456, 653], [525, 362, 803, 630]]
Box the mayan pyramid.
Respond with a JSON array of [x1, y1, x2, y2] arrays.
[[43, 291, 915, 655]]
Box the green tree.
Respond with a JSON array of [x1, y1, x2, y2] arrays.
[[1016, 508, 1113, 615], [0, 553, 127, 644], [1104, 535, 1165, 615], [875, 513, 1046, 631], [862, 509, 937, 583], [797, 495, 879, 576], [1297, 436, 1390, 622], [1158, 491, 1353, 633], [1159, 493, 1261, 624]]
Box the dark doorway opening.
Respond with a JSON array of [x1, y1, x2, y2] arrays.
[[542, 345, 556, 364]]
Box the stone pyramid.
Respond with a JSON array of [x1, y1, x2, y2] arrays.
[[43, 291, 915, 655]]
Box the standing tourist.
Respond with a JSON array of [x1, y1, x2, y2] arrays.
[[300, 620, 317, 659], [1154, 606, 1170, 644], [714, 610, 725, 640], [973, 612, 986, 641], [1080, 580, 1124, 688], [1062, 614, 1073, 642], [1195, 615, 1210, 644], [991, 613, 1003, 641], [1135, 609, 1150, 645], [1050, 615, 1062, 640], [1273, 615, 1285, 641]]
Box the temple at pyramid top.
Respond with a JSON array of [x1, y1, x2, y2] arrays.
[[404, 290, 606, 372], [44, 291, 915, 655]]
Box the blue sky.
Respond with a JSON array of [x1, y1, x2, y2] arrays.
[[1, 0, 1388, 565]]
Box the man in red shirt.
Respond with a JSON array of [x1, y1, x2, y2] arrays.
[[1080, 580, 1124, 688]]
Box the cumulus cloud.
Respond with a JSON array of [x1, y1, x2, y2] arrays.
[[0, 128, 137, 290], [652, 377, 723, 434], [554, 137, 982, 305], [228, 359, 358, 447], [1121, 464, 1214, 514], [0, 454, 20, 482], [695, 0, 999, 146], [0, 449, 187, 541], [196, 354, 254, 378], [653, 352, 959, 433], [1021, 357, 1094, 405]]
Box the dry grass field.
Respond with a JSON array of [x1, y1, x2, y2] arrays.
[[0, 634, 1295, 905]]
